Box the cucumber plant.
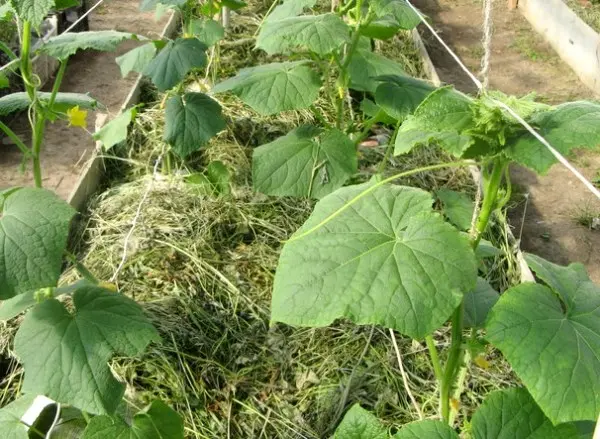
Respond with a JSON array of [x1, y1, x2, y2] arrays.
[[0, 187, 183, 438], [0, 2, 183, 436], [208, 0, 600, 435], [0, 1, 149, 187], [100, 0, 247, 166], [270, 73, 600, 436], [211, 0, 421, 199]]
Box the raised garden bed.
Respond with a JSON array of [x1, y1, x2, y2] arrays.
[[0, 0, 599, 438]]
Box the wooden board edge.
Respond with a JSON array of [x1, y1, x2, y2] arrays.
[[67, 10, 180, 210], [518, 0, 600, 95]]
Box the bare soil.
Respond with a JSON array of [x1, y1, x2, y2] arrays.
[[0, 0, 169, 200], [413, 0, 600, 282]]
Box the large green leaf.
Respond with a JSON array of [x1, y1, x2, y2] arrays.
[[14, 286, 160, 415], [9, 0, 52, 25], [189, 18, 224, 46], [395, 87, 474, 156], [0, 395, 36, 439], [394, 420, 459, 439], [486, 254, 600, 424], [264, 0, 317, 24], [93, 107, 138, 150], [185, 161, 231, 196], [257, 13, 350, 56], [0, 188, 75, 300], [436, 188, 473, 231], [271, 183, 477, 339], [163, 92, 225, 158], [394, 123, 472, 157], [212, 61, 321, 115], [348, 49, 406, 93], [115, 43, 157, 77], [374, 74, 436, 120], [360, 18, 401, 40], [253, 126, 357, 199], [221, 0, 247, 10], [333, 404, 388, 439], [463, 277, 499, 328], [143, 38, 208, 91], [471, 388, 581, 438], [38, 31, 138, 60], [371, 0, 421, 30], [82, 400, 183, 439], [508, 102, 600, 174], [0, 91, 98, 116]]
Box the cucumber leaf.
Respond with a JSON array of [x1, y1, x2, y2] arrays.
[[333, 404, 388, 439], [39, 31, 138, 60], [395, 87, 475, 156], [163, 92, 226, 158], [394, 420, 459, 438], [93, 107, 138, 151], [507, 102, 600, 174], [189, 18, 225, 46], [371, 0, 421, 30], [9, 0, 52, 26], [14, 286, 160, 415], [271, 183, 477, 339], [471, 388, 581, 439], [0, 395, 36, 439], [374, 74, 436, 120], [212, 61, 321, 115], [436, 188, 473, 231], [82, 400, 183, 439], [221, 0, 247, 9], [486, 254, 600, 424], [0, 91, 98, 116], [253, 126, 357, 199], [360, 19, 401, 40], [257, 13, 350, 56], [143, 38, 208, 91], [347, 49, 406, 93], [115, 43, 157, 77], [463, 277, 499, 328], [265, 0, 317, 24], [0, 188, 75, 300]]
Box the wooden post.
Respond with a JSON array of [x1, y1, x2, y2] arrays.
[[508, 0, 518, 8]]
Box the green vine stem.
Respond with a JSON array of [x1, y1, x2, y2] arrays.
[[472, 157, 508, 248], [376, 121, 401, 175], [19, 19, 47, 187], [20, 20, 34, 100], [439, 156, 508, 423], [440, 302, 464, 421], [47, 60, 68, 112], [335, 0, 366, 129], [425, 335, 443, 383]]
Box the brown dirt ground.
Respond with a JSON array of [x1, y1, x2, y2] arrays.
[[0, 0, 169, 199], [413, 0, 600, 283]]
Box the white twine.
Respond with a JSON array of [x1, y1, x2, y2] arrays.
[[480, 0, 493, 89], [110, 153, 164, 282], [404, 0, 600, 202]]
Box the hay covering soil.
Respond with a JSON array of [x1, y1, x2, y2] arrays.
[[0, 0, 521, 437], [67, 170, 514, 438]]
